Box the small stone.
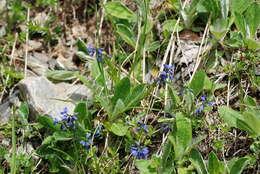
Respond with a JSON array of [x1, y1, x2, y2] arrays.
[[28, 40, 42, 51], [27, 52, 50, 76], [0, 90, 20, 125], [18, 76, 92, 121], [0, 102, 11, 124]]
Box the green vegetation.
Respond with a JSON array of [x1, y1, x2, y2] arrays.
[[0, 0, 259, 173]]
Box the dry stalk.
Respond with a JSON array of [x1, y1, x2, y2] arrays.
[[24, 8, 30, 78], [189, 19, 210, 82]]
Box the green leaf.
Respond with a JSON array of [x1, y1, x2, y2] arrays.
[[74, 103, 92, 129], [125, 84, 146, 109], [228, 158, 248, 174], [116, 24, 136, 47], [104, 57, 120, 84], [162, 19, 183, 32], [96, 95, 113, 117], [112, 77, 131, 106], [41, 136, 54, 145], [135, 160, 157, 174], [234, 12, 247, 37], [146, 41, 161, 52], [37, 116, 59, 131], [242, 112, 260, 137], [190, 71, 205, 95], [244, 38, 260, 51], [161, 141, 174, 171], [46, 70, 77, 81], [203, 73, 213, 90], [166, 86, 181, 111], [111, 99, 126, 119], [218, 106, 260, 137], [244, 3, 260, 39], [105, 2, 136, 20], [17, 103, 29, 124], [74, 72, 93, 89], [213, 83, 226, 91], [110, 122, 128, 136], [189, 149, 208, 174], [174, 114, 192, 160], [208, 152, 225, 174], [76, 51, 89, 62], [201, 0, 219, 20], [76, 38, 88, 54], [230, 0, 251, 14], [218, 106, 244, 128], [142, 19, 153, 34], [90, 61, 106, 86], [53, 131, 72, 141], [220, 0, 229, 19], [189, 71, 212, 96], [244, 96, 257, 107], [210, 18, 228, 40]]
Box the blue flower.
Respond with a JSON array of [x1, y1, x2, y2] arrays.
[[80, 133, 93, 149], [87, 45, 96, 56], [195, 105, 204, 115], [53, 107, 78, 130], [161, 123, 171, 133], [131, 143, 149, 159], [136, 121, 149, 134], [94, 125, 103, 138], [200, 95, 207, 102], [53, 118, 59, 126], [86, 45, 107, 63], [157, 64, 175, 84], [158, 71, 168, 84], [163, 64, 173, 69], [207, 101, 215, 106], [96, 48, 105, 63]]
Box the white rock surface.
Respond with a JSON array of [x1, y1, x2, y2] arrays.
[[18, 76, 92, 121]]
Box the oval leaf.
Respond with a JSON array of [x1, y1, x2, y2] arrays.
[[46, 70, 77, 81], [111, 123, 128, 136], [105, 2, 136, 20]]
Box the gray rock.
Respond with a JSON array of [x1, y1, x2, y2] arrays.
[[27, 52, 50, 76], [0, 90, 20, 125], [28, 40, 42, 51], [18, 76, 92, 121], [0, 102, 11, 124]]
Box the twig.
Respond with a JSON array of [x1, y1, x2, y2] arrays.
[[24, 8, 30, 78], [143, 47, 146, 83], [189, 18, 210, 82], [97, 0, 107, 42], [9, 33, 18, 66], [227, 55, 234, 107]]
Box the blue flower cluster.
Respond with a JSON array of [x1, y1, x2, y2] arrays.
[[53, 107, 77, 130], [158, 64, 174, 83], [87, 45, 105, 63], [195, 105, 205, 115], [130, 143, 149, 159], [136, 121, 149, 134], [195, 95, 215, 115], [94, 125, 103, 138], [80, 133, 93, 149], [80, 125, 103, 150], [161, 123, 171, 133]]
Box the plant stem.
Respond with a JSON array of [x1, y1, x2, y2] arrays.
[[11, 107, 16, 174]]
